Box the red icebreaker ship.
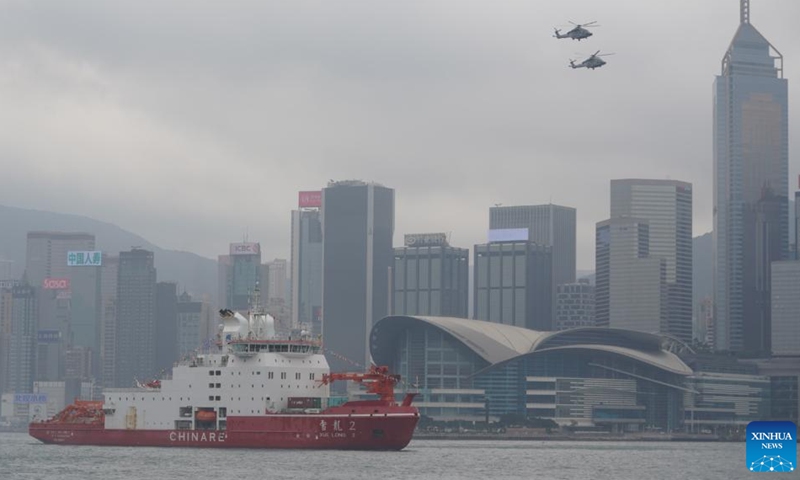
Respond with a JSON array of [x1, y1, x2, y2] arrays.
[[29, 298, 418, 450]]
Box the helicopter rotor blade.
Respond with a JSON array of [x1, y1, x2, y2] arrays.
[[582, 21, 598, 27], [597, 53, 616, 57], [593, 50, 601, 56]]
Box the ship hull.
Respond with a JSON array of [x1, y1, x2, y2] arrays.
[[29, 410, 418, 450]]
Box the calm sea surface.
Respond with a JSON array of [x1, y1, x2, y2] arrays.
[[0, 432, 777, 480]]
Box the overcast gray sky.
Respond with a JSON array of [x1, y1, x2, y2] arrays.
[[1, 0, 798, 270]]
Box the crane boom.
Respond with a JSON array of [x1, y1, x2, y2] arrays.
[[320, 365, 402, 404]]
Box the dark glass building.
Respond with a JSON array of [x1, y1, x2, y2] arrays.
[[291, 208, 323, 336], [322, 180, 394, 372], [474, 241, 552, 331], [713, 3, 788, 354], [391, 233, 468, 318], [115, 248, 157, 387], [221, 243, 261, 312]]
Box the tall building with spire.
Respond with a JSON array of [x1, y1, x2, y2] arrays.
[[713, 0, 788, 354]]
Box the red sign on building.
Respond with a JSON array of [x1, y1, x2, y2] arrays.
[[42, 278, 70, 290], [298, 191, 322, 208]]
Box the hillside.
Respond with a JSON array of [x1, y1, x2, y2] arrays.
[[0, 204, 218, 303]]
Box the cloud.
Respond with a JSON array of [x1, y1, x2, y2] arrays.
[[1, 0, 798, 270]]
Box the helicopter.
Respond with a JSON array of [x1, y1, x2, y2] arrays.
[[569, 50, 614, 70], [553, 21, 599, 41]]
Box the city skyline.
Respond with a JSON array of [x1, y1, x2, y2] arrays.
[[1, 1, 798, 272]]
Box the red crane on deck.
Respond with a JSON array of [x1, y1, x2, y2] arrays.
[[320, 365, 415, 405]]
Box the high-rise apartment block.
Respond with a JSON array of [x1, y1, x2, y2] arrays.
[[114, 249, 156, 387], [610, 179, 692, 343], [474, 233, 552, 331], [291, 196, 323, 335], [392, 233, 469, 318], [596, 218, 667, 334], [713, 2, 788, 354], [322, 180, 394, 371]]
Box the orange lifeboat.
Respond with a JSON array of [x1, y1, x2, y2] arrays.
[[195, 411, 216, 422]]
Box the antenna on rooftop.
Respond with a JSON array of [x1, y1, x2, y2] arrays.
[[740, 0, 749, 24]]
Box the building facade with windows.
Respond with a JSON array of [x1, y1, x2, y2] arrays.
[[392, 233, 468, 318], [371, 316, 702, 432], [474, 242, 552, 331]]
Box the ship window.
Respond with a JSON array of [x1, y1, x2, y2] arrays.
[[268, 372, 274, 379], [281, 372, 287, 380], [209, 396, 214, 401], [216, 396, 221, 401], [216, 383, 221, 388], [209, 383, 214, 388], [209, 371, 214, 376], [295, 373, 301, 380], [220, 408, 227, 418], [216, 370, 221, 375], [309, 373, 315, 380], [257, 371, 261, 375]]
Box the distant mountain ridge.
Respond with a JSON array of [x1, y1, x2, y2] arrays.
[[0, 204, 218, 303]]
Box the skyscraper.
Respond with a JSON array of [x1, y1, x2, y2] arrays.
[[115, 248, 156, 387], [155, 282, 177, 374], [291, 203, 323, 336], [489, 204, 576, 287], [3, 285, 38, 394], [177, 291, 201, 359], [795, 182, 800, 260], [25, 232, 101, 374], [610, 179, 693, 343], [266, 259, 289, 306], [322, 180, 394, 372], [474, 238, 552, 330], [713, 0, 788, 354], [220, 243, 261, 311], [99, 255, 118, 388], [770, 261, 800, 357], [392, 233, 469, 318], [595, 218, 667, 334]]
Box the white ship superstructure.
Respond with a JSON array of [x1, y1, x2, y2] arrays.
[[102, 297, 330, 431]]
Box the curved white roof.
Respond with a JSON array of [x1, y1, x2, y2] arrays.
[[370, 316, 692, 376]]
